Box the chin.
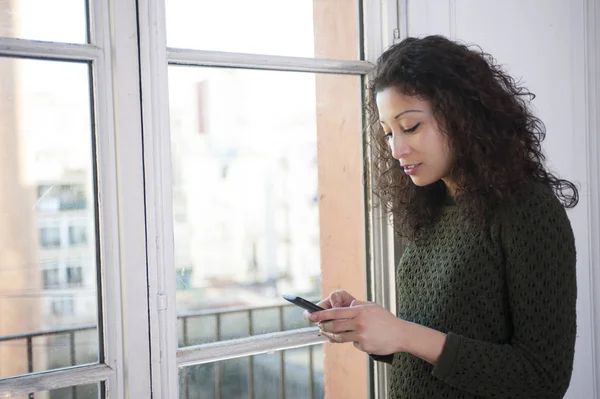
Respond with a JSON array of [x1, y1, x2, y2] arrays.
[[409, 176, 437, 187]]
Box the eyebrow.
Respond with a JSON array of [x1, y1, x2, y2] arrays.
[[394, 110, 423, 119], [379, 109, 424, 123]]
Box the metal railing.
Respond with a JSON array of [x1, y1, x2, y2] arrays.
[[0, 324, 94, 399], [0, 300, 323, 399], [178, 300, 322, 399]]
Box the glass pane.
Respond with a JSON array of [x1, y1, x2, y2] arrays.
[[169, 66, 361, 345], [179, 345, 324, 399], [12, 383, 101, 399], [166, 0, 360, 59], [0, 57, 99, 378], [0, 0, 88, 44]]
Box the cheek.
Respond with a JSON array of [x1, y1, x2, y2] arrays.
[[430, 135, 453, 169]]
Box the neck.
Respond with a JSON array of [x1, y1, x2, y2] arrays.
[[442, 178, 457, 198]]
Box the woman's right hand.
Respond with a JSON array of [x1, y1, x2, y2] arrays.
[[304, 289, 356, 321]]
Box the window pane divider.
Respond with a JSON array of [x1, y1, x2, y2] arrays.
[[177, 327, 326, 368], [0, 37, 101, 61], [0, 364, 113, 397], [167, 48, 374, 74]]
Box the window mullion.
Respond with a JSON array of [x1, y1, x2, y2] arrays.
[[91, 0, 153, 397], [167, 47, 374, 74], [137, 1, 180, 399], [363, 1, 400, 399], [0, 36, 100, 60], [177, 328, 326, 368], [0, 364, 113, 397], [88, 0, 124, 397]]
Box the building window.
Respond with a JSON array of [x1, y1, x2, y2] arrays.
[[58, 184, 87, 211], [69, 224, 88, 246], [40, 226, 61, 248], [43, 268, 61, 289], [51, 298, 75, 316], [66, 265, 83, 286]]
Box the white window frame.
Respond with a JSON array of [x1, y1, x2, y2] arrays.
[[0, 0, 151, 396], [138, 1, 399, 398], [0, 0, 403, 397]]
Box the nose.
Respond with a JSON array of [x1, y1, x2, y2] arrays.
[[389, 132, 410, 160]]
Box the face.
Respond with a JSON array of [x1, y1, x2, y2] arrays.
[[376, 87, 454, 191]]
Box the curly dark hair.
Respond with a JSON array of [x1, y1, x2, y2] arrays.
[[365, 35, 578, 241]]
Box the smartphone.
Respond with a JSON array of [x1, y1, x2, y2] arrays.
[[282, 294, 325, 313]]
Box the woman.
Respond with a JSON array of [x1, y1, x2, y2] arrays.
[[308, 35, 578, 398]]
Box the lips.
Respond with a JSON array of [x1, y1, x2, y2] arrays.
[[402, 163, 421, 176]]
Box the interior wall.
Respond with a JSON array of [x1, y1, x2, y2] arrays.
[[405, 1, 599, 397]]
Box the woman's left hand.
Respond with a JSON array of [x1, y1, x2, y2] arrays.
[[309, 300, 406, 356]]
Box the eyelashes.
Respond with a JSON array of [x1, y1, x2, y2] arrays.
[[383, 122, 421, 139], [403, 122, 421, 133]]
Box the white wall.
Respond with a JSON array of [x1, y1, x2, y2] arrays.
[[405, 0, 600, 397]]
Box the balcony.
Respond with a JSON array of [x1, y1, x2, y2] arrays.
[[0, 301, 324, 399]]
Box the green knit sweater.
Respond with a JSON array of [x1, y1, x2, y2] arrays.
[[380, 182, 577, 398]]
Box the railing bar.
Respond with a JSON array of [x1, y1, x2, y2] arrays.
[[27, 337, 34, 399], [309, 345, 315, 399], [183, 316, 189, 346], [0, 301, 321, 343], [70, 332, 76, 366], [184, 367, 190, 399], [279, 306, 286, 399], [177, 298, 320, 319], [248, 310, 254, 399], [27, 337, 34, 373], [183, 316, 190, 399], [70, 331, 76, 399], [216, 314, 221, 399], [0, 324, 97, 342]]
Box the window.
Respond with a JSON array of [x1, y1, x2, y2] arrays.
[[59, 184, 88, 211], [52, 297, 75, 317], [43, 268, 61, 289], [69, 225, 88, 246], [67, 265, 84, 286], [40, 226, 62, 248], [0, 1, 393, 397], [163, 1, 376, 397], [0, 0, 107, 395]]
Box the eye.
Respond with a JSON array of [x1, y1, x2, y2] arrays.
[[383, 131, 393, 140], [402, 122, 421, 133]]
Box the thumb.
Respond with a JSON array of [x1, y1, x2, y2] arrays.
[[330, 292, 345, 308]]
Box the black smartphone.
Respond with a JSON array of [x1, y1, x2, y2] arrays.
[[282, 294, 325, 313]]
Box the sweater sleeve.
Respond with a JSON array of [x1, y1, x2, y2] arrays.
[[431, 184, 577, 398]]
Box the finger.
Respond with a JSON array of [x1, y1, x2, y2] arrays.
[[329, 290, 347, 308], [330, 290, 356, 307], [350, 299, 369, 307], [321, 331, 358, 343], [316, 299, 333, 309], [318, 319, 355, 334], [353, 341, 367, 352], [303, 310, 312, 321], [309, 307, 360, 323]]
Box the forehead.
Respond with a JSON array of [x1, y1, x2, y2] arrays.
[[376, 88, 430, 119]]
